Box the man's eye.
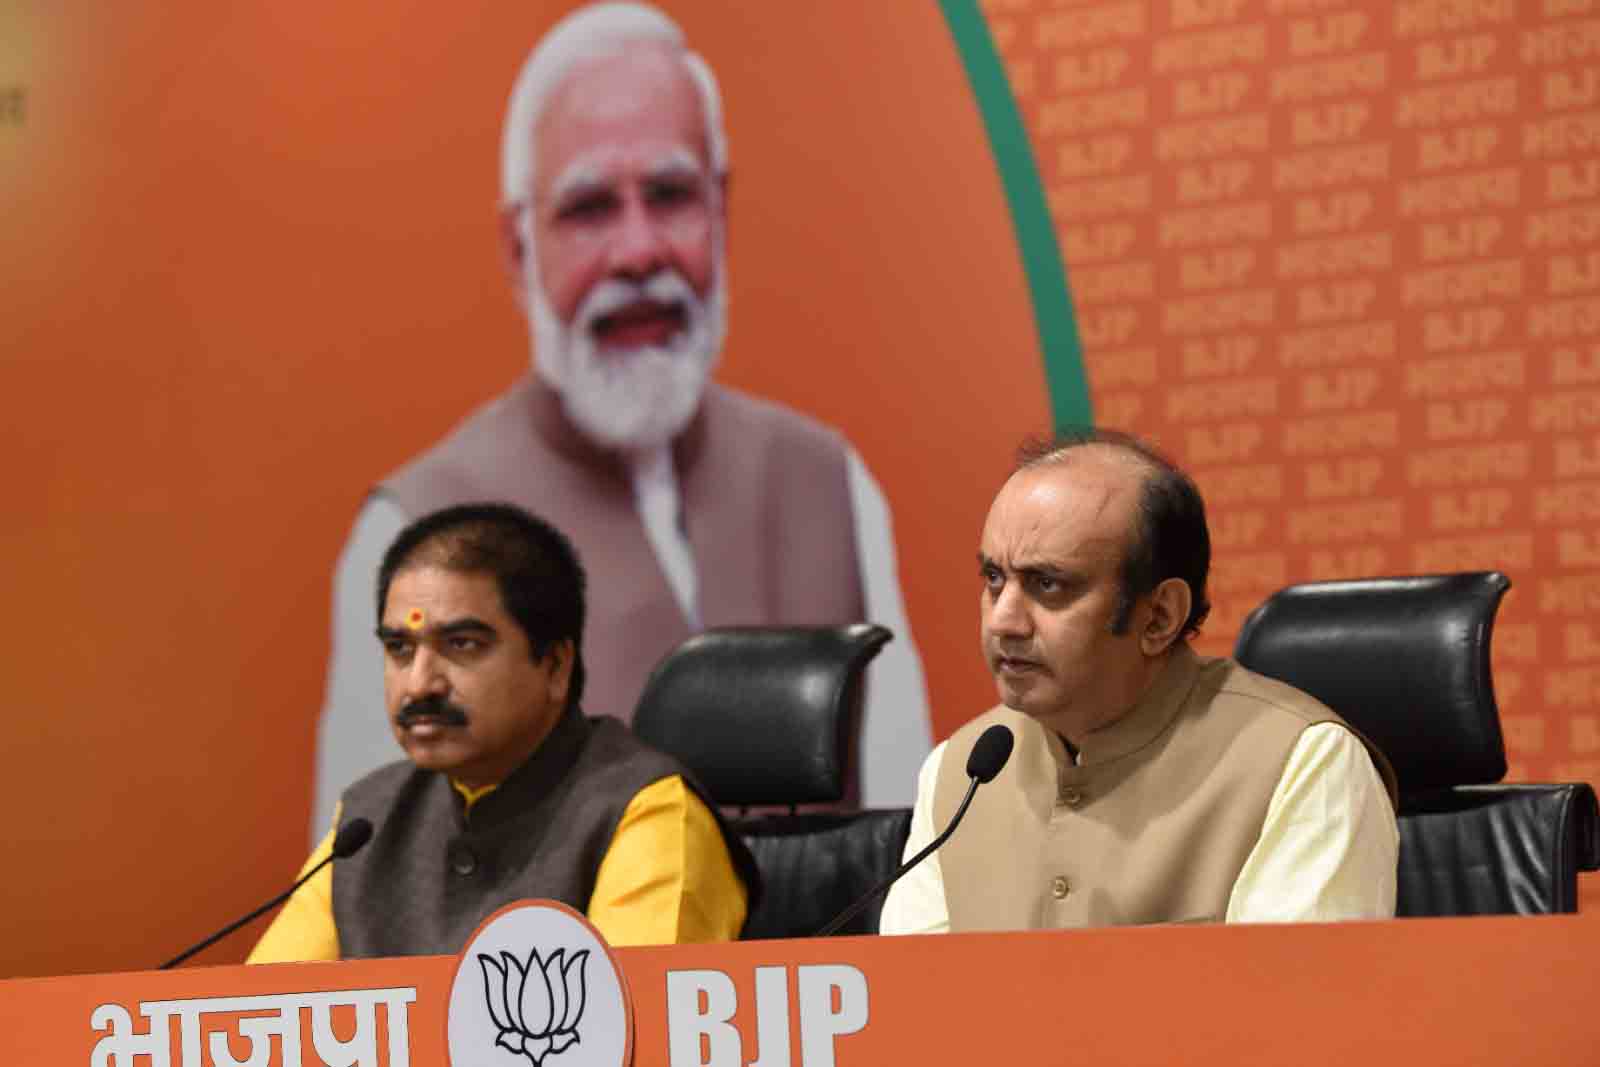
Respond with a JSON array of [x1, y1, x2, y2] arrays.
[[382, 640, 412, 658], [981, 567, 1003, 591], [448, 636, 483, 652], [559, 194, 614, 222], [647, 182, 696, 208], [1035, 575, 1058, 593]]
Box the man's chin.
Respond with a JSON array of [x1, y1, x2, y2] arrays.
[[995, 675, 1041, 713], [999, 670, 1074, 720], [397, 734, 466, 772]]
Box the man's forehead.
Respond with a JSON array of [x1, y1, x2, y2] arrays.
[[982, 457, 1143, 563], [382, 565, 506, 623], [534, 43, 708, 185]]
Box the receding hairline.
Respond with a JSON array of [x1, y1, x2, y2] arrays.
[[1018, 436, 1161, 475], [379, 535, 498, 610], [1011, 441, 1160, 503], [993, 444, 1155, 561], [389, 535, 488, 574]]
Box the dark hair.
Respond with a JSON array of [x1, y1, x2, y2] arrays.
[[1015, 428, 1212, 639], [377, 502, 587, 711]]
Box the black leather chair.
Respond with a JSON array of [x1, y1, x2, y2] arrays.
[[1235, 572, 1600, 915], [632, 624, 914, 938]]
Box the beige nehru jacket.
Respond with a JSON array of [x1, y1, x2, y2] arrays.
[[888, 646, 1397, 933]]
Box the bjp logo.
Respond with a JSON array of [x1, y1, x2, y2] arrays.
[[479, 946, 591, 1064], [447, 901, 633, 1067]]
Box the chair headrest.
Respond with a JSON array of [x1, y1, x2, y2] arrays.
[[1234, 572, 1509, 792], [632, 624, 892, 806]]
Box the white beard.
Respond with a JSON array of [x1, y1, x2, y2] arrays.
[[528, 265, 726, 452]]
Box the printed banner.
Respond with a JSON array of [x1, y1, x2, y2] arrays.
[[5, 0, 1599, 978]]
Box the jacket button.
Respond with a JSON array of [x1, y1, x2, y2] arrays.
[[1051, 876, 1070, 899], [451, 846, 477, 876]]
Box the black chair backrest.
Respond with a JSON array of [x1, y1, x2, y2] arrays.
[[1235, 572, 1599, 915], [1235, 572, 1509, 792], [634, 624, 890, 805], [633, 624, 912, 936]]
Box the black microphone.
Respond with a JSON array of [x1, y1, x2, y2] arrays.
[[815, 724, 1014, 937], [158, 817, 375, 970]]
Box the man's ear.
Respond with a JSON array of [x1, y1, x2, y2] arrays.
[[544, 638, 576, 704], [1140, 578, 1192, 657], [498, 202, 530, 309]]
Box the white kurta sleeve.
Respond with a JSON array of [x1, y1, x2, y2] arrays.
[[877, 741, 951, 935], [308, 496, 409, 844], [845, 449, 934, 809], [1225, 722, 1399, 922]]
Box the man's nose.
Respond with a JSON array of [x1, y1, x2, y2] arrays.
[[402, 647, 450, 701], [986, 583, 1032, 638], [605, 196, 669, 279]]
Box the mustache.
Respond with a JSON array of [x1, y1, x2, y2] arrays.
[[990, 644, 1046, 669], [395, 694, 468, 728], [578, 270, 698, 334]]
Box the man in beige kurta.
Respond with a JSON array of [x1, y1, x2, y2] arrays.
[[880, 431, 1398, 934]]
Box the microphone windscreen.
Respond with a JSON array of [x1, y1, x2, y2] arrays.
[[331, 817, 374, 859], [966, 724, 1015, 783]]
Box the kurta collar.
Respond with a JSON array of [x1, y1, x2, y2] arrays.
[[1069, 644, 1204, 769], [458, 703, 591, 830]]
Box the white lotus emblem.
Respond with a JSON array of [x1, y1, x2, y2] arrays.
[[478, 947, 590, 1065]]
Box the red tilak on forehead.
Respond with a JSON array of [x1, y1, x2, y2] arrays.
[[405, 609, 426, 632]]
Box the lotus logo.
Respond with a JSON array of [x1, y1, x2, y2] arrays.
[[447, 900, 632, 1067], [479, 947, 590, 1065]]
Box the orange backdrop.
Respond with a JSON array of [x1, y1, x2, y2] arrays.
[[0, 2, 1044, 977], [7, 0, 1600, 979]]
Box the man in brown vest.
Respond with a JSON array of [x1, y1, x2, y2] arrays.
[[880, 431, 1399, 934], [309, 1, 931, 844], [251, 503, 755, 960]]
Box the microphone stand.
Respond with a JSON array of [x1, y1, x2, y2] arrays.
[[159, 854, 334, 970], [815, 775, 983, 938]]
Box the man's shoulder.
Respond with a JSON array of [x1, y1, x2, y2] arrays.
[[1207, 655, 1339, 724], [577, 714, 692, 785], [583, 713, 680, 757], [701, 383, 850, 461], [380, 376, 544, 485], [1197, 654, 1365, 748], [1204, 654, 1397, 800]]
